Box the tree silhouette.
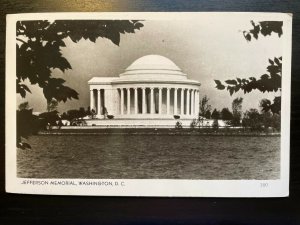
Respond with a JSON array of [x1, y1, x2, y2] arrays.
[[204, 110, 211, 119], [242, 108, 263, 131], [199, 95, 211, 117], [232, 97, 243, 126], [17, 20, 143, 102], [17, 106, 40, 149], [214, 21, 283, 114], [38, 110, 60, 129], [221, 107, 233, 120], [16, 20, 144, 149], [47, 99, 58, 112], [211, 109, 220, 120], [242, 107, 280, 131]]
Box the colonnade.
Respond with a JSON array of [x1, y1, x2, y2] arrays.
[[118, 87, 199, 116], [90, 89, 104, 115]]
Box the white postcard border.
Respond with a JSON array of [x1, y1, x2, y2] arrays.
[[6, 12, 292, 197]]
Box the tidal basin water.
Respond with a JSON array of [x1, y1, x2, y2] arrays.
[[17, 134, 280, 179]]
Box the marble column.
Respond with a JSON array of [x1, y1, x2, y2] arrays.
[[194, 90, 197, 115], [174, 88, 178, 115], [158, 88, 162, 114], [120, 88, 124, 115], [197, 90, 200, 115], [191, 89, 195, 115], [184, 89, 187, 115], [134, 88, 138, 114], [97, 89, 101, 115], [150, 88, 154, 114], [195, 90, 199, 116], [180, 88, 184, 115], [167, 88, 170, 115], [90, 90, 94, 111], [127, 88, 130, 115], [187, 89, 190, 115], [142, 88, 146, 114]]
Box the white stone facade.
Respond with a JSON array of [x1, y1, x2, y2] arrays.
[[87, 55, 201, 127]]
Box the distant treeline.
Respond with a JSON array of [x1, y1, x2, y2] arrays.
[[191, 96, 280, 132]]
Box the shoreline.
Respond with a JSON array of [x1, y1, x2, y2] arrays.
[[39, 128, 280, 137]]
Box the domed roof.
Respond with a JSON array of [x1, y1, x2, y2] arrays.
[[126, 55, 181, 71], [119, 54, 187, 80]]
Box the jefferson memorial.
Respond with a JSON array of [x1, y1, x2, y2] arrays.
[[86, 55, 201, 128]]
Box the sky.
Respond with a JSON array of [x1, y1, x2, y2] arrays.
[[18, 15, 283, 113]]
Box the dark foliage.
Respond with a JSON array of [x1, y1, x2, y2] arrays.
[[231, 97, 243, 127], [243, 21, 283, 41], [215, 57, 281, 95], [260, 97, 281, 114], [107, 115, 114, 119], [175, 121, 183, 129], [214, 21, 283, 114], [204, 110, 211, 119], [16, 20, 143, 102], [47, 98, 58, 112], [242, 108, 280, 131], [211, 109, 220, 120], [174, 115, 180, 119], [16, 20, 143, 148], [60, 107, 91, 126], [62, 109, 85, 121], [242, 109, 262, 131], [17, 108, 40, 149], [38, 110, 60, 127], [199, 95, 211, 117], [221, 107, 233, 120]]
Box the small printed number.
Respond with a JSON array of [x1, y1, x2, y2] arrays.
[[260, 183, 268, 188]]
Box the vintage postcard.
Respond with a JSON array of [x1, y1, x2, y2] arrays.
[[6, 12, 291, 197]]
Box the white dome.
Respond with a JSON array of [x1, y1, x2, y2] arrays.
[[120, 55, 187, 80], [126, 55, 181, 71]]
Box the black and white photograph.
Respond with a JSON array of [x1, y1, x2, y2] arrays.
[[6, 12, 291, 197]]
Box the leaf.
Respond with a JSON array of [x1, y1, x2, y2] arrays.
[[17, 86, 26, 98], [249, 21, 260, 40], [261, 21, 283, 37], [134, 21, 144, 30], [43, 78, 79, 102], [225, 79, 237, 85], [214, 80, 225, 90], [227, 86, 235, 96], [243, 32, 251, 41], [17, 83, 32, 98], [274, 57, 280, 65], [271, 96, 281, 114], [234, 86, 240, 92], [22, 84, 31, 93], [105, 26, 121, 46], [260, 74, 270, 80]]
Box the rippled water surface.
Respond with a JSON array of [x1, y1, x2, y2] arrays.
[[17, 135, 280, 179]]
